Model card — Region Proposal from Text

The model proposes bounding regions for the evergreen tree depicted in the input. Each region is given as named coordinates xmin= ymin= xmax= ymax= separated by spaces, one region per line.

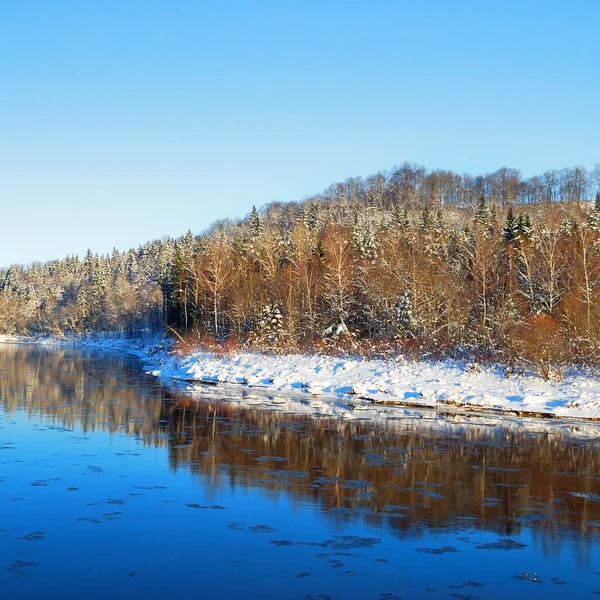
xmin=249 ymin=206 xmax=263 ymax=239
xmin=352 ymin=215 xmax=378 ymax=260
xmin=254 ymin=303 xmax=284 ymax=345
xmin=434 ymin=209 xmax=446 ymax=235
xmin=501 ymin=208 xmax=519 ymax=244
xmin=589 ymin=192 xmax=600 ymax=230
xmin=419 ymin=204 xmax=433 ymax=232
xmin=302 ymin=201 xmax=322 ymax=233
xmin=170 ymin=231 xmax=195 ymax=331
xmin=313 ymin=239 xmax=327 ymax=265
xmin=559 ymin=218 xmax=576 ymax=237
xmin=395 ymin=291 xmax=418 ymax=338
xmin=517 ymin=214 xmax=534 ymax=240
xmin=391 ymin=205 xmax=410 ymax=231
xmin=474 ymin=194 xmax=490 ymax=228
xmin=277 ymin=228 xmax=295 ymax=265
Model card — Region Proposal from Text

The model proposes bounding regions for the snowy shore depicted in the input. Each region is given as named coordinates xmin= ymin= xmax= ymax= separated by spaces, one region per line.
xmin=1 ymin=334 xmax=600 ymax=421
xmin=153 ymin=348 xmax=600 ymax=421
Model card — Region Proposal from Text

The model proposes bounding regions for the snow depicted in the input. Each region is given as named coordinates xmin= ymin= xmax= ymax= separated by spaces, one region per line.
xmin=152 ymin=349 xmax=600 ymax=421
xmin=1 ymin=334 xmax=600 ymax=423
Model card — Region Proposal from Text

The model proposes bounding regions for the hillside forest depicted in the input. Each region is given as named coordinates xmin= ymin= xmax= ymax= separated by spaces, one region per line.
xmin=2 ymin=163 xmax=600 ymax=376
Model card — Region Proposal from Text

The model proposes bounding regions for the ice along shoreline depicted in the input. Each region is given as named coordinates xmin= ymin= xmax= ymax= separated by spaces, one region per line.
xmin=2 ymin=334 xmax=600 ymax=422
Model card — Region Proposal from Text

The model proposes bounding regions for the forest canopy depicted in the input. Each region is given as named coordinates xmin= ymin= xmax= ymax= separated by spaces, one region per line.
xmin=2 ymin=162 xmax=600 ymax=374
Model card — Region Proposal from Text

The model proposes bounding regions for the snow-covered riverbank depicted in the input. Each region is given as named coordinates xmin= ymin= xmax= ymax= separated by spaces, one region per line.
xmin=2 ymin=334 xmax=599 ymax=421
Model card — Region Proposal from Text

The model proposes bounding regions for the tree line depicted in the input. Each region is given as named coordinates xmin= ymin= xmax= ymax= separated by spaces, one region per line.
xmin=1 ymin=162 xmax=599 ymax=375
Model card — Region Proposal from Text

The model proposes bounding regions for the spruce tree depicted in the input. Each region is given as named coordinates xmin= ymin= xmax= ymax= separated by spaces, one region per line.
xmin=395 ymin=291 xmax=418 ymax=338
xmin=302 ymin=201 xmax=321 ymax=233
xmin=352 ymin=215 xmax=378 ymax=260
xmin=249 ymin=206 xmax=263 ymax=239
xmin=391 ymin=205 xmax=410 ymax=231
xmin=589 ymin=192 xmax=600 ymax=230
xmin=474 ymin=194 xmax=490 ymax=228
xmin=517 ymin=214 xmax=533 ymax=240
xmin=501 ymin=208 xmax=518 ymax=244
xmin=419 ymin=204 xmax=433 ymax=232
xmin=313 ymin=239 xmax=327 ymax=265
xmin=434 ymin=209 xmax=445 ymax=234
xmin=277 ymin=229 xmax=295 ymax=264
xmin=255 ymin=303 xmax=284 ymax=345
xmin=559 ymin=218 xmax=575 ymax=236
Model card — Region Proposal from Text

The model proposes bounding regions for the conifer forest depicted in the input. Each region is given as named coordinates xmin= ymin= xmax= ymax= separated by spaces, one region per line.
xmin=2 ymin=163 xmax=600 ymax=374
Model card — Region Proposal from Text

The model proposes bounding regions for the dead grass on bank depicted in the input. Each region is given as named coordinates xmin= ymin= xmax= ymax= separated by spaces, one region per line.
xmin=169 ymin=326 xmax=600 ymax=383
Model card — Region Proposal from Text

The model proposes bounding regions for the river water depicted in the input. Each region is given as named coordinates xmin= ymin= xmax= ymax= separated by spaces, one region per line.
xmin=1 ymin=344 xmax=600 ymax=599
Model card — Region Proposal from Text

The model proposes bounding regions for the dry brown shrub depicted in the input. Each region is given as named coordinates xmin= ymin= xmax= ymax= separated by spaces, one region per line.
xmin=171 ymin=330 xmax=240 ymax=355
xmin=509 ymin=315 xmax=567 ymax=379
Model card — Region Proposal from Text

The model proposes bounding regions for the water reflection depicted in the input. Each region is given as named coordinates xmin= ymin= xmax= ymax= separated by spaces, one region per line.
xmin=2 ymin=342 xmax=599 ymax=553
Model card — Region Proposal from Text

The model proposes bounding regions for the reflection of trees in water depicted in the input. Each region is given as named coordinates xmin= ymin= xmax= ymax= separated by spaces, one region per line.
xmin=2 ymin=343 xmax=600 ymax=553
xmin=0 ymin=344 xmax=167 ymax=441
xmin=161 ymin=394 xmax=600 ymax=546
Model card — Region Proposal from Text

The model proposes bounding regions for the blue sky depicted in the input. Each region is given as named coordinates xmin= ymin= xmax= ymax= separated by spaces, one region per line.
xmin=1 ymin=0 xmax=599 ymax=265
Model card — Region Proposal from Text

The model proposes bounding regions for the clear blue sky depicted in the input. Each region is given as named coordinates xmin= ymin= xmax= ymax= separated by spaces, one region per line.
xmin=1 ymin=0 xmax=598 ymax=266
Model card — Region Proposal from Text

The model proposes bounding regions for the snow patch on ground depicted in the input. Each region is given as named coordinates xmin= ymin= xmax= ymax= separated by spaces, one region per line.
xmin=154 ymin=347 xmax=600 ymax=421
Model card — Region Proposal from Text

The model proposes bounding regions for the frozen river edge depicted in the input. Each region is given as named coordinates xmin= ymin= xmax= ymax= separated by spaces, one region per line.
xmin=2 ymin=334 xmax=600 ymax=424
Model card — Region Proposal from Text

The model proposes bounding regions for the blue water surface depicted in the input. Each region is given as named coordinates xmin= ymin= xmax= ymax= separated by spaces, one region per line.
xmin=1 ymin=344 xmax=599 ymax=599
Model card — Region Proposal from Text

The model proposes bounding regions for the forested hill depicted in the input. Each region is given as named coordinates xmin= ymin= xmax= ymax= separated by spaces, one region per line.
xmin=2 ymin=162 xmax=600 ymax=372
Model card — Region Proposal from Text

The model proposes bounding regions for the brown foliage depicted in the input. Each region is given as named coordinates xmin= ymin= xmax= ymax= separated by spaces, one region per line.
xmin=1 ymin=162 xmax=600 ymax=369
xmin=172 ymin=330 xmax=241 ymax=355
xmin=509 ymin=315 xmax=567 ymax=379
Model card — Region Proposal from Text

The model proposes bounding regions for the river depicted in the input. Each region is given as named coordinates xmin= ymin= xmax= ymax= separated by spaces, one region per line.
xmin=1 ymin=343 xmax=599 ymax=599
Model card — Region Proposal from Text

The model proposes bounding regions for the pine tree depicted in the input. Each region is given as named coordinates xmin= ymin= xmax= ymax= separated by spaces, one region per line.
xmin=302 ymin=201 xmax=321 ymax=233
xmin=559 ymin=218 xmax=576 ymax=237
xmin=277 ymin=229 xmax=295 ymax=264
xmin=352 ymin=215 xmax=378 ymax=260
xmin=517 ymin=214 xmax=533 ymax=240
xmin=434 ymin=209 xmax=446 ymax=235
xmin=254 ymin=303 xmax=284 ymax=345
xmin=249 ymin=206 xmax=263 ymax=239
xmin=589 ymin=192 xmax=600 ymax=230
xmin=170 ymin=232 xmax=195 ymax=332
xmin=474 ymin=195 xmax=490 ymax=228
xmin=313 ymin=239 xmax=327 ymax=265
xmin=395 ymin=291 xmax=418 ymax=338
xmin=391 ymin=205 xmax=410 ymax=231
xmin=501 ymin=208 xmax=519 ymax=244
xmin=419 ymin=204 xmax=433 ymax=232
